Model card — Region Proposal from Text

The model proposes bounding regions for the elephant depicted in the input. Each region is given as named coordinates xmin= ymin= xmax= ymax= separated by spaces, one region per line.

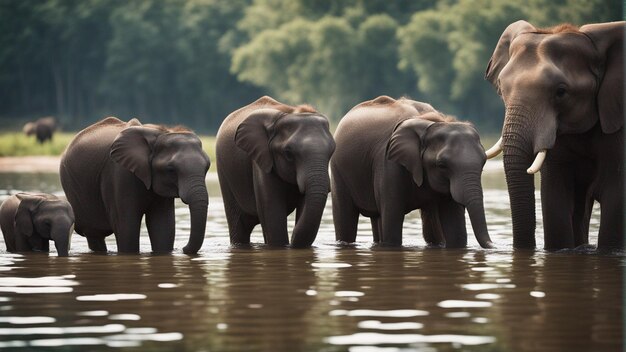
xmin=23 ymin=116 xmax=57 ymax=144
xmin=484 ymin=21 xmax=624 ymax=250
xmin=0 ymin=193 xmax=74 ymax=256
xmin=59 ymin=117 xmax=210 ymax=254
xmin=215 ymin=96 xmax=335 ymax=247
xmin=331 ymin=96 xmax=494 ymax=248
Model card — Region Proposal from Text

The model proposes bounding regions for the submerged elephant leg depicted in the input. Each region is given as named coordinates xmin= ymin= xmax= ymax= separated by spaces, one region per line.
xmin=111 ymin=204 xmax=143 ymax=253
xmin=421 ymin=206 xmax=444 ymax=246
xmin=253 ymin=168 xmax=289 ymax=246
xmin=572 ymin=185 xmax=593 ymax=247
xmin=541 ymin=161 xmax=576 ymax=250
xmin=146 ymin=197 xmax=176 ymax=253
xmin=438 ymin=201 xmax=467 ymax=248
xmin=370 ymin=217 xmax=381 ymax=243
xmin=597 ymin=189 xmax=624 ymax=250
xmin=87 ymin=236 xmax=107 ymax=252
xmin=331 ymin=170 xmax=359 ymax=243
xmin=220 ymin=183 xmax=256 ymax=244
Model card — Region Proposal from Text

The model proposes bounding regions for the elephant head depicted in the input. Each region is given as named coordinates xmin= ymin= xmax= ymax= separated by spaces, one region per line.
xmin=15 ymin=193 xmax=75 ymax=256
xmin=484 ymin=20 xmax=624 ymax=247
xmin=235 ymin=107 xmax=336 ymax=247
xmin=23 ymin=122 xmax=36 ymax=136
xmin=110 ymin=125 xmax=211 ymax=254
xmin=387 ymin=114 xmax=494 ymax=248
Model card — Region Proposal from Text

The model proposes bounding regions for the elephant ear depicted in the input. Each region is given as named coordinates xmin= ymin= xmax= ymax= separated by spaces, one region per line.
xmin=235 ymin=108 xmax=284 ymax=173
xmin=580 ymin=21 xmax=625 ymax=134
xmin=14 ymin=194 xmax=43 ymax=238
xmin=386 ymin=118 xmax=434 ymax=187
xmin=485 ymin=20 xmax=536 ymax=89
xmin=110 ymin=126 xmax=162 ymax=189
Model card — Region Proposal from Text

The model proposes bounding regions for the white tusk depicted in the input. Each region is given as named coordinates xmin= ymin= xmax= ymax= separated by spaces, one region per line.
xmin=527 ymin=150 xmax=547 ymax=174
xmin=485 ymin=137 xmax=503 ymax=159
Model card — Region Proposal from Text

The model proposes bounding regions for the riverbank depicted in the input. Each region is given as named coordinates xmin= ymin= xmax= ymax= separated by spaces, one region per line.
xmin=0 ymin=156 xmax=62 ymax=173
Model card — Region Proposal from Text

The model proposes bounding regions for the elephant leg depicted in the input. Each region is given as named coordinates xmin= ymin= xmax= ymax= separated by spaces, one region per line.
xmin=378 ymin=168 xmax=405 ymax=246
xmin=331 ymin=169 xmax=359 ymax=243
xmin=110 ymin=201 xmax=144 ymax=253
xmin=438 ymin=201 xmax=468 ymax=248
xmin=87 ymin=236 xmax=107 ymax=252
xmin=595 ymin=129 xmax=624 ymax=250
xmin=597 ymin=187 xmax=624 ymax=250
xmin=571 ymin=187 xmax=592 ymax=247
xmin=221 ymin=183 xmax=258 ymax=244
xmin=253 ymin=166 xmax=289 ymax=246
xmin=421 ymin=206 xmax=444 ymax=246
xmin=380 ymin=207 xmax=404 ymax=246
xmin=146 ymin=197 xmax=175 ymax=253
xmin=370 ymin=217 xmax=381 ymax=243
xmin=540 ymin=161 xmax=576 ymax=250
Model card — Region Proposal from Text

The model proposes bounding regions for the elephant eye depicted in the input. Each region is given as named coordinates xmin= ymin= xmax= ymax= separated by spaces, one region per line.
xmin=556 ymin=86 xmax=567 ymax=99
xmin=284 ymin=148 xmax=295 ymax=162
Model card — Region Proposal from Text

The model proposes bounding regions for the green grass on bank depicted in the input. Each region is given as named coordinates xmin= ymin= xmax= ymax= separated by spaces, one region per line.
xmin=0 ymin=132 xmax=218 ymax=163
xmin=0 ymin=132 xmax=75 ymax=157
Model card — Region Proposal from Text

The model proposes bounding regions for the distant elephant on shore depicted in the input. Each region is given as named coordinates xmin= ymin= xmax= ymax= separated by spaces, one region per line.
xmin=60 ymin=117 xmax=210 ymax=254
xmin=331 ymin=96 xmax=494 ymax=248
xmin=24 ymin=116 xmax=57 ymax=144
xmin=216 ymin=96 xmax=335 ymax=247
xmin=0 ymin=193 xmax=74 ymax=256
xmin=484 ymin=21 xmax=624 ymax=250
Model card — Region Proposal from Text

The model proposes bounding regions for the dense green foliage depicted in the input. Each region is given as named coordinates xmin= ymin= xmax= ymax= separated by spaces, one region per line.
xmin=0 ymin=0 xmax=621 ymax=133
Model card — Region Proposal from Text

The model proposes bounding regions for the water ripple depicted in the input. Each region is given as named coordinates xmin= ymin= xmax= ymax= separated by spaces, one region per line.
xmin=325 ymin=332 xmax=496 ymax=346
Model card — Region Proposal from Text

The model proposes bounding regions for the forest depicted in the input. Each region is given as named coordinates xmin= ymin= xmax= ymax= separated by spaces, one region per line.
xmin=0 ymin=0 xmax=621 ymax=133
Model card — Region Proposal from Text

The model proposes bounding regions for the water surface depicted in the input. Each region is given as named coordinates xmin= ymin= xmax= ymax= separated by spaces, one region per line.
xmin=0 ymin=162 xmax=622 ymax=351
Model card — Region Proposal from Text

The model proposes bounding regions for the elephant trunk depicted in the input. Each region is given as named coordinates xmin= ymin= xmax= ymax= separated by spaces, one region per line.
xmin=50 ymin=221 xmax=72 ymax=257
xmin=466 ymin=198 xmax=495 ymax=249
xmin=451 ymin=172 xmax=494 ymax=248
xmin=291 ymin=160 xmax=330 ymax=247
xmin=179 ymin=175 xmax=208 ymax=254
xmin=502 ymin=106 xmax=538 ymax=248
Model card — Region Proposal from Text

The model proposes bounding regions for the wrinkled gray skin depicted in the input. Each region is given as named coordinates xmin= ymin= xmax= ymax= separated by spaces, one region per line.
xmin=485 ymin=21 xmax=624 ymax=250
xmin=60 ymin=117 xmax=210 ymax=254
xmin=0 ymin=193 xmax=74 ymax=256
xmin=24 ymin=116 xmax=57 ymax=144
xmin=331 ymin=96 xmax=494 ymax=248
xmin=216 ymin=96 xmax=335 ymax=247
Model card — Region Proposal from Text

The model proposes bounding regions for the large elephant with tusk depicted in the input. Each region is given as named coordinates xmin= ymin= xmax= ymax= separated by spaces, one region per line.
xmin=485 ymin=21 xmax=624 ymax=250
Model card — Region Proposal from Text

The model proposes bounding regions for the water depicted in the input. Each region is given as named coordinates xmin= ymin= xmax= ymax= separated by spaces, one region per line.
xmin=0 ymin=161 xmax=622 ymax=351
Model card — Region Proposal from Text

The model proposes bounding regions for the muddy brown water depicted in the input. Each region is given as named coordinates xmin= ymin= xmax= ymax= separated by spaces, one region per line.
xmin=0 ymin=162 xmax=622 ymax=351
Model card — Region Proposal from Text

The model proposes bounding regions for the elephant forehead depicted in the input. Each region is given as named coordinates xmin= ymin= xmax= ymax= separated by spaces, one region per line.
xmin=155 ymin=133 xmax=202 ymax=149
xmin=431 ymin=123 xmax=478 ymax=141
xmin=277 ymin=113 xmax=329 ymax=129
xmin=511 ymin=32 xmax=595 ymax=65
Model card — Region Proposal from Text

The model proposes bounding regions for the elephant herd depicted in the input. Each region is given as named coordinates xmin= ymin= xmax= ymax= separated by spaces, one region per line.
xmin=1 ymin=20 xmax=624 ymax=256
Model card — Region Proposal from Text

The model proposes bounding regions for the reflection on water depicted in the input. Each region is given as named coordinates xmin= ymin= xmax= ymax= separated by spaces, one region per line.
xmin=0 ymin=165 xmax=622 ymax=351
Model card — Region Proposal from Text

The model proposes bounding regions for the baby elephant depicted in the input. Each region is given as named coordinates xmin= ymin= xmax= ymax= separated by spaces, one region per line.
xmin=331 ymin=96 xmax=494 ymax=248
xmin=216 ymin=96 xmax=335 ymax=247
xmin=0 ymin=193 xmax=74 ymax=256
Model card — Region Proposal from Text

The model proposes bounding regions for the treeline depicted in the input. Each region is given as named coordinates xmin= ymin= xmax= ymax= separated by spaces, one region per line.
xmin=0 ymin=0 xmax=621 ymax=133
